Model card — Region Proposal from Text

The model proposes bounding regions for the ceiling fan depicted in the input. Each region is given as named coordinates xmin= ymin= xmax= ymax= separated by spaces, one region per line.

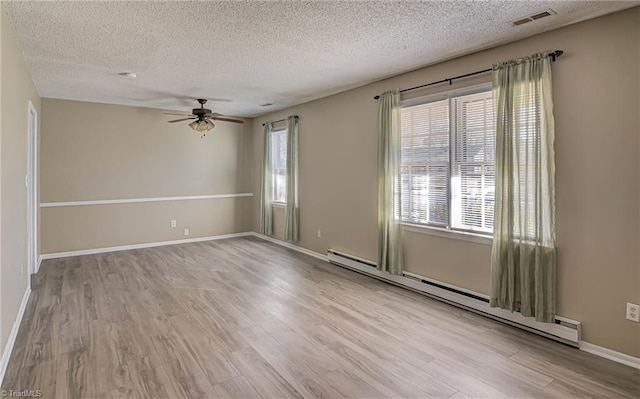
xmin=165 ymin=99 xmax=244 ymax=133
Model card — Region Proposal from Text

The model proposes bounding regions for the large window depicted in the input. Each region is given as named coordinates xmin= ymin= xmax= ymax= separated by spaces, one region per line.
xmin=400 ymin=88 xmax=495 ymax=234
xmin=271 ymin=129 xmax=287 ymax=203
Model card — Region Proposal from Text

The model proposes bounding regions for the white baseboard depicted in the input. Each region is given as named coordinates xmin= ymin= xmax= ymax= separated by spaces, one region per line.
xmin=250 ymin=233 xmax=329 ymax=262
xmin=39 ymin=232 xmax=254 ymax=261
xmin=580 ymin=341 xmax=640 ymax=370
xmin=0 ymin=285 xmax=32 ymax=385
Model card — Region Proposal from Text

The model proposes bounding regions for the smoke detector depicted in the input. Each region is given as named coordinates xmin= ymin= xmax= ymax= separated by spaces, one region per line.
xmin=512 ymin=9 xmax=556 ymax=26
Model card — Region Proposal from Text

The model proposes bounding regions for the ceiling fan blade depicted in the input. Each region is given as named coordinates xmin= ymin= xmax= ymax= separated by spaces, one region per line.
xmin=167 ymin=117 xmax=197 ymax=123
xmin=204 ymin=112 xmax=223 ymax=118
xmin=210 ymin=116 xmax=244 ymax=124
xmin=163 ymin=112 xmax=194 ymax=116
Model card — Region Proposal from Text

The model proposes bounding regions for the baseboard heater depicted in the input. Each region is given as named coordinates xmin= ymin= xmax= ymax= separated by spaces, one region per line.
xmin=327 ymin=249 xmax=581 ymax=347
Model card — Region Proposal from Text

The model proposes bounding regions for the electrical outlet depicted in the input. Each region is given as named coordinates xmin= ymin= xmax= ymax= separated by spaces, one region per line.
xmin=20 ymin=264 xmax=24 ymax=274
xmin=171 ymin=220 xmax=177 ymax=228
xmin=626 ymin=303 xmax=640 ymax=322
xmin=184 ymin=228 xmax=190 ymax=236
xmin=317 ymin=229 xmax=322 ymax=238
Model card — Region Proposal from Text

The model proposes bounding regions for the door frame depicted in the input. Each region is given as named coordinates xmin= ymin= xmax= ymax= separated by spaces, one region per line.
xmin=27 ymin=101 xmax=38 ymax=276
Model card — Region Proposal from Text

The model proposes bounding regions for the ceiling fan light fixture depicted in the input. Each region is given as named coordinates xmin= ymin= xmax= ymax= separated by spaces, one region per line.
xmin=189 ymin=120 xmax=214 ymax=132
xmin=167 ymin=99 xmax=243 ymax=130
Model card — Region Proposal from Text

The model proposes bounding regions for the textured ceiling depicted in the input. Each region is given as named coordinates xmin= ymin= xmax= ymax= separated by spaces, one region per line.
xmin=3 ymin=1 xmax=638 ymax=117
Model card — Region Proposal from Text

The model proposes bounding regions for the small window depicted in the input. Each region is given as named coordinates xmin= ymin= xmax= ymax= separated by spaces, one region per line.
xmin=271 ymin=129 xmax=287 ymax=203
xmin=401 ymin=87 xmax=495 ymax=234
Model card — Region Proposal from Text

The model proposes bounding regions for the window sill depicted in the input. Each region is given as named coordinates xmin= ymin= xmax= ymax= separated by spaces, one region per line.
xmin=402 ymin=223 xmax=493 ymax=246
xmin=272 ymin=202 xmax=286 ymax=208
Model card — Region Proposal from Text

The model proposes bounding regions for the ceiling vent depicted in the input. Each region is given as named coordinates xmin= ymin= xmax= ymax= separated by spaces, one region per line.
xmin=512 ymin=9 xmax=556 ymax=26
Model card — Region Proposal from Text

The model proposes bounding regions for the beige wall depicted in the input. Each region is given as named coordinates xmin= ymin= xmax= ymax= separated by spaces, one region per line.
xmin=252 ymin=8 xmax=640 ymax=357
xmin=1 ymin=9 xmax=41 ymax=351
xmin=40 ymin=99 xmax=253 ymax=253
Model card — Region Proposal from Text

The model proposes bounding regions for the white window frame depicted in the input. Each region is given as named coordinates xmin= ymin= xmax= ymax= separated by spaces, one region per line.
xmin=270 ymin=128 xmax=287 ymax=205
xmin=400 ymin=82 xmax=495 ymax=240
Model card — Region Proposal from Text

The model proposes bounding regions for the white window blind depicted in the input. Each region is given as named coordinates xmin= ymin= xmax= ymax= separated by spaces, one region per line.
xmin=452 ymin=91 xmax=495 ymax=233
xmin=271 ymin=129 xmax=287 ymax=203
xmin=401 ymin=99 xmax=449 ymax=226
xmin=401 ymin=88 xmax=495 ymax=234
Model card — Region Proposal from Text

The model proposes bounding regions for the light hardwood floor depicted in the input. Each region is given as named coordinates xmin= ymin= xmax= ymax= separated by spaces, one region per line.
xmin=2 ymin=236 xmax=639 ymax=398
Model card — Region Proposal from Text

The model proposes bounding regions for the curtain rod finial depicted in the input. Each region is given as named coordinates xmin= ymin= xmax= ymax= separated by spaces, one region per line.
xmin=550 ymin=50 xmax=564 ymax=62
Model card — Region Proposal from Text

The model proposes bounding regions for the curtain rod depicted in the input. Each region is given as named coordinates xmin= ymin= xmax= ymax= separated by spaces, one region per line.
xmin=262 ymin=115 xmax=298 ymax=127
xmin=373 ymin=50 xmax=564 ymax=100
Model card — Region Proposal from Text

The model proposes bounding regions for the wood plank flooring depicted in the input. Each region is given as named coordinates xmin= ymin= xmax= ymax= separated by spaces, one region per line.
xmin=3 ymin=236 xmax=639 ymax=398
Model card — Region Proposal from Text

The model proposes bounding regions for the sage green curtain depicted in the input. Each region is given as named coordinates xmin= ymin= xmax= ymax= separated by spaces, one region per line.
xmin=259 ymin=123 xmax=273 ymax=235
xmin=377 ymin=90 xmax=403 ymax=275
xmin=284 ymin=116 xmax=299 ymax=241
xmin=490 ymin=53 xmax=557 ymax=322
